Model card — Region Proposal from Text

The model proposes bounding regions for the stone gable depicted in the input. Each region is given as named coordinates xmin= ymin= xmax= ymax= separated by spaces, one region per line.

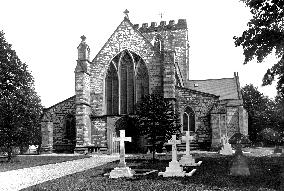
xmin=90 ymin=18 xmax=162 ymax=115
xmin=42 ymin=96 xmax=76 ymax=146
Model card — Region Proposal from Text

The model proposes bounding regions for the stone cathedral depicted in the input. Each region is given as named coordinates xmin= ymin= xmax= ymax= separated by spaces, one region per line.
xmin=41 ymin=14 xmax=248 ymax=153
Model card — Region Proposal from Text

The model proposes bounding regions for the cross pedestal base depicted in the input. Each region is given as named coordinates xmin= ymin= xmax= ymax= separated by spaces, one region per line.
xmin=180 ymin=155 xmax=202 ymax=166
xmin=158 ymin=161 xmax=196 ymax=177
xmin=220 ymin=143 xmax=234 ymax=155
xmin=109 ymin=167 xmax=134 ymax=178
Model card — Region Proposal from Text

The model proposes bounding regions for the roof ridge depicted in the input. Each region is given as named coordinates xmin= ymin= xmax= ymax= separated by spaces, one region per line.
xmin=176 ymin=86 xmax=219 ymax=98
xmin=44 ymin=95 xmax=75 ymax=111
xmin=188 ymin=77 xmax=234 ymax=82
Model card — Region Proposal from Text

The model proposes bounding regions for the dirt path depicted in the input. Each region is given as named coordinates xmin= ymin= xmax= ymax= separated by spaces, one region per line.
xmin=0 ymin=154 xmax=119 ymax=191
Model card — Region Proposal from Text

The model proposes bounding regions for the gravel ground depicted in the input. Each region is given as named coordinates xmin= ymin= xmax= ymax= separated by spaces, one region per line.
xmin=0 ymin=154 xmax=119 ymax=191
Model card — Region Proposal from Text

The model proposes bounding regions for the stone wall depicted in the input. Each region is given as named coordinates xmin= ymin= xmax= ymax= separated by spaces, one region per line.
xmin=41 ymin=96 xmax=76 ymax=150
xmin=176 ymin=87 xmax=219 ymax=143
xmin=163 ymin=51 xmax=176 ymax=98
xmin=90 ymin=18 xmax=161 ymax=115
xmin=227 ymin=106 xmax=239 ymax=138
xmin=41 ymin=122 xmax=53 ymax=153
xmin=210 ymin=103 xmax=227 ymax=147
xmin=239 ymin=106 xmax=248 ymax=135
xmin=136 ymin=19 xmax=189 ymax=82
xmin=211 ymin=103 xmax=246 ymax=148
xmin=75 ymin=37 xmax=92 ymax=153
xmin=91 ymin=117 xmax=107 ymax=148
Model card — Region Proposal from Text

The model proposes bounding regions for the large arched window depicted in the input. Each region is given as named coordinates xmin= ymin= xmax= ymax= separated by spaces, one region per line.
xmin=105 ymin=50 xmax=149 ymax=115
xmin=136 ymin=59 xmax=149 ymax=103
xmin=64 ymin=114 xmax=76 ymax=143
xmin=120 ymin=51 xmax=134 ymax=114
xmin=106 ymin=62 xmax=119 ymax=115
xmin=183 ymin=107 xmax=195 ymax=132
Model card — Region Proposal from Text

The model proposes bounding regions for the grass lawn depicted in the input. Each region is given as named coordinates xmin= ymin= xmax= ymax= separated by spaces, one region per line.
xmin=0 ymin=155 xmax=91 ymax=172
xmin=22 ymin=153 xmax=284 ymax=191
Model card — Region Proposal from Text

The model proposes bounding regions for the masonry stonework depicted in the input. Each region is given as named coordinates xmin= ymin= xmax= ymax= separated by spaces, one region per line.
xmin=74 ymin=36 xmax=92 ymax=153
xmin=176 ymin=87 xmax=219 ymax=146
xmin=41 ymin=15 xmax=248 ymax=153
xmin=41 ymin=96 xmax=76 ymax=153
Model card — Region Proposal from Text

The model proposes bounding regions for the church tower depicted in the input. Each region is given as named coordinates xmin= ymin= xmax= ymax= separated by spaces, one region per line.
xmin=74 ymin=35 xmax=92 ymax=153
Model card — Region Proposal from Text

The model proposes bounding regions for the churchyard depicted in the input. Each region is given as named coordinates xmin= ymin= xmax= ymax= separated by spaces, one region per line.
xmin=21 ymin=149 xmax=283 ymax=191
xmin=8 ymin=131 xmax=282 ymax=191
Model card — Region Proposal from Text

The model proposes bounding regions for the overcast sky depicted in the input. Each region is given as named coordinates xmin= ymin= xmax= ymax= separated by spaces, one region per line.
xmin=0 ymin=0 xmax=278 ymax=107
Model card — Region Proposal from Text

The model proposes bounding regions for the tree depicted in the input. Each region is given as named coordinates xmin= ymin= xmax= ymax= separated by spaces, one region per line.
xmin=135 ymin=94 xmax=181 ymax=161
xmin=0 ymin=31 xmax=43 ymax=161
xmin=275 ymin=93 xmax=284 ymax=131
xmin=241 ymin=84 xmax=277 ymax=143
xmin=235 ymin=0 xmax=284 ymax=94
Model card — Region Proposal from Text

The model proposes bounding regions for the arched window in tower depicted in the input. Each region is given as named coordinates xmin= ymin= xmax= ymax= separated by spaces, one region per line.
xmin=119 ymin=51 xmax=135 ymax=114
xmin=183 ymin=107 xmax=195 ymax=132
xmin=64 ymin=114 xmax=76 ymax=143
xmin=105 ymin=62 xmax=119 ymax=115
xmin=136 ymin=59 xmax=149 ymax=103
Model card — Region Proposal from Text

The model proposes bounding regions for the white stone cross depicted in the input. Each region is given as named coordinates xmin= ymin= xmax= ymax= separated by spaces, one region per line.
xmin=221 ymin=135 xmax=228 ymax=145
xmin=113 ymin=130 xmax=131 ymax=167
xmin=167 ymin=135 xmax=181 ymax=162
xmin=182 ymin=131 xmax=195 ymax=156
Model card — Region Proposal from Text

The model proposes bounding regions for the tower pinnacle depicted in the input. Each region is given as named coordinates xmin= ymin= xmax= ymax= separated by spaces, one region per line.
xmin=77 ymin=35 xmax=90 ymax=61
xmin=80 ymin=35 xmax=86 ymax=42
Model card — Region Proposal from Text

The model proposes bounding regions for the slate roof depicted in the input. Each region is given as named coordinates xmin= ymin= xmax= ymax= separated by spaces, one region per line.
xmin=186 ymin=76 xmax=241 ymax=100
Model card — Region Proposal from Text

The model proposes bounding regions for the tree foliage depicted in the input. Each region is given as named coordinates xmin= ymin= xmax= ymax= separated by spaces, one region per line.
xmin=0 ymin=31 xmax=42 ymax=161
xmin=235 ymin=0 xmax=284 ymax=94
xmin=135 ymin=94 xmax=181 ymax=160
xmin=241 ymin=84 xmax=282 ymax=144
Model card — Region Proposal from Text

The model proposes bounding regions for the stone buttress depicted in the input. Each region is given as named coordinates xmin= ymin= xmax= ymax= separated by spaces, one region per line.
xmin=74 ymin=36 xmax=93 ymax=153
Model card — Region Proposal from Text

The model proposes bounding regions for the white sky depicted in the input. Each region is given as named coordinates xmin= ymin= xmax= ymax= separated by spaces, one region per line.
xmin=0 ymin=0 xmax=278 ymax=108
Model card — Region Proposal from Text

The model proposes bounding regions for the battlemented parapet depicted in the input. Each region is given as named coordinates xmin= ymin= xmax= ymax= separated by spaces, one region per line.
xmin=135 ymin=19 xmax=187 ymax=33
xmin=134 ymin=19 xmax=189 ymax=83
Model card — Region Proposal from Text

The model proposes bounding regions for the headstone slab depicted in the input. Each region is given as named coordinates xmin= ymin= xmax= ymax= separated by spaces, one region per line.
xmin=230 ymin=154 xmax=250 ymax=176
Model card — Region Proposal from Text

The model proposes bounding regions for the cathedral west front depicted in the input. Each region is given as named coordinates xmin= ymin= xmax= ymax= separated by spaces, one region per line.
xmin=41 ymin=13 xmax=248 ymax=154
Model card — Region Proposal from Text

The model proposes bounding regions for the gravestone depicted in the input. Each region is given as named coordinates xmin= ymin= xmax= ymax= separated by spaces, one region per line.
xmin=229 ymin=133 xmax=250 ymax=176
xmin=219 ymin=135 xmax=234 ymax=155
xmin=109 ymin=130 xmax=133 ymax=178
xmin=158 ymin=135 xmax=196 ymax=177
xmin=28 ymin=145 xmax=38 ymax=154
xmin=179 ymin=131 xmax=202 ymax=166
xmin=230 ymin=152 xmax=250 ymax=176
